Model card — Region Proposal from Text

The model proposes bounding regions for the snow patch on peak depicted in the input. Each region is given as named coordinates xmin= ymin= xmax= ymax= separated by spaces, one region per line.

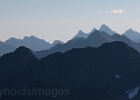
xmin=126 ymin=87 xmax=140 ymax=99
xmin=115 ymin=74 xmax=123 ymax=79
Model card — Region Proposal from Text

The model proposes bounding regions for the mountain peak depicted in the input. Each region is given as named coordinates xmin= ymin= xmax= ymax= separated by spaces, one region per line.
xmin=123 ymin=28 xmax=140 ymax=40
xmin=93 ymin=27 xmax=97 ymax=30
xmin=78 ymin=30 xmax=84 ymax=33
xmin=126 ymin=28 xmax=135 ymax=32
xmin=14 ymin=46 xmax=34 ymax=56
xmin=13 ymin=46 xmax=38 ymax=64
xmin=88 ymin=30 xmax=101 ymax=37
xmin=87 ymin=30 xmax=114 ymax=42
xmin=89 ymin=28 xmax=97 ymax=34
xmin=100 ymin=24 xmax=109 ymax=28
xmin=99 ymin=24 xmax=116 ymax=35
xmin=73 ymin=30 xmax=88 ymax=39
xmin=99 ymin=24 xmax=111 ymax=30
xmin=88 ymin=30 xmax=105 ymax=38
xmin=128 ymin=28 xmax=134 ymax=31
xmin=51 ymin=40 xmax=63 ymax=47
xmin=52 ymin=40 xmax=63 ymax=44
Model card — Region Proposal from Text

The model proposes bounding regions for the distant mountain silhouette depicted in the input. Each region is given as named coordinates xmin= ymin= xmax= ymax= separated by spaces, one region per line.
xmin=0 ymin=41 xmax=16 ymax=57
xmin=73 ymin=24 xmax=116 ymax=39
xmin=73 ymin=30 xmax=88 ymax=38
xmin=51 ymin=40 xmax=63 ymax=47
xmin=34 ymin=30 xmax=140 ymax=59
xmin=5 ymin=36 xmax=63 ymax=51
xmin=74 ymin=25 xmax=140 ymax=42
xmin=73 ymin=28 xmax=97 ymax=39
xmin=99 ymin=24 xmax=116 ymax=35
xmin=1 ymin=41 xmax=140 ymax=100
xmin=89 ymin=28 xmax=97 ymax=34
xmin=123 ymin=28 xmax=140 ymax=41
xmin=87 ymin=30 xmax=114 ymax=43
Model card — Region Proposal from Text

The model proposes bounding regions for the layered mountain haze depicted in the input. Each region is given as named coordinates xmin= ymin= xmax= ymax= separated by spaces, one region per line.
xmin=73 ymin=25 xmax=140 ymax=42
xmin=34 ymin=30 xmax=115 ymax=59
xmin=1 ymin=0 xmax=140 ymax=99
xmin=111 ymin=34 xmax=140 ymax=52
xmin=5 ymin=36 xmax=63 ymax=51
xmin=0 ymin=41 xmax=140 ymax=100
xmin=34 ymin=30 xmax=140 ymax=59
xmin=0 ymin=41 xmax=16 ymax=57
xmin=51 ymin=40 xmax=64 ymax=47
xmin=73 ymin=24 xmax=116 ymax=39
xmin=1 ymin=24 xmax=140 ymax=100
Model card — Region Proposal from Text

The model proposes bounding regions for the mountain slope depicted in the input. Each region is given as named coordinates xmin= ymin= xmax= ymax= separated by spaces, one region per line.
xmin=133 ymin=38 xmax=140 ymax=43
xmin=87 ymin=30 xmax=114 ymax=46
xmin=111 ymin=33 xmax=140 ymax=52
xmin=28 ymin=42 xmax=140 ymax=100
xmin=0 ymin=41 xmax=16 ymax=57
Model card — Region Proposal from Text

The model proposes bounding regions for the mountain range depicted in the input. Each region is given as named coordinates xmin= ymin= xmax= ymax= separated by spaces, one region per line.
xmin=73 ymin=28 xmax=97 ymax=39
xmin=0 ymin=41 xmax=140 ymax=100
xmin=73 ymin=24 xmax=116 ymax=39
xmin=0 ymin=24 xmax=140 ymax=58
xmin=34 ymin=30 xmax=140 ymax=59
xmin=1 ymin=24 xmax=140 ymax=100
xmin=5 ymin=36 xmax=63 ymax=51
xmin=74 ymin=24 xmax=140 ymax=43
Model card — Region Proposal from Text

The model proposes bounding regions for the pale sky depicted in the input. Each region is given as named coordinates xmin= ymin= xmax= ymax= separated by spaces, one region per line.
xmin=0 ymin=0 xmax=140 ymax=43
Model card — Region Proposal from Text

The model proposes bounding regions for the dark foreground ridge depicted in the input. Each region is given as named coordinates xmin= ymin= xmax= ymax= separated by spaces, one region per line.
xmin=0 ymin=46 xmax=38 ymax=81
xmin=0 ymin=41 xmax=140 ymax=100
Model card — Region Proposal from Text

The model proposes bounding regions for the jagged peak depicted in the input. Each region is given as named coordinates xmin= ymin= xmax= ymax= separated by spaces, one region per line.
xmin=78 ymin=30 xmax=85 ymax=33
xmin=87 ymin=30 xmax=103 ymax=38
xmin=52 ymin=40 xmax=63 ymax=46
xmin=99 ymin=24 xmax=116 ymax=35
xmin=89 ymin=27 xmax=97 ymax=34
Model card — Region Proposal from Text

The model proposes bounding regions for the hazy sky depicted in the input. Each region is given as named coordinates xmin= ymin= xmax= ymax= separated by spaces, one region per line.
xmin=0 ymin=0 xmax=140 ymax=43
